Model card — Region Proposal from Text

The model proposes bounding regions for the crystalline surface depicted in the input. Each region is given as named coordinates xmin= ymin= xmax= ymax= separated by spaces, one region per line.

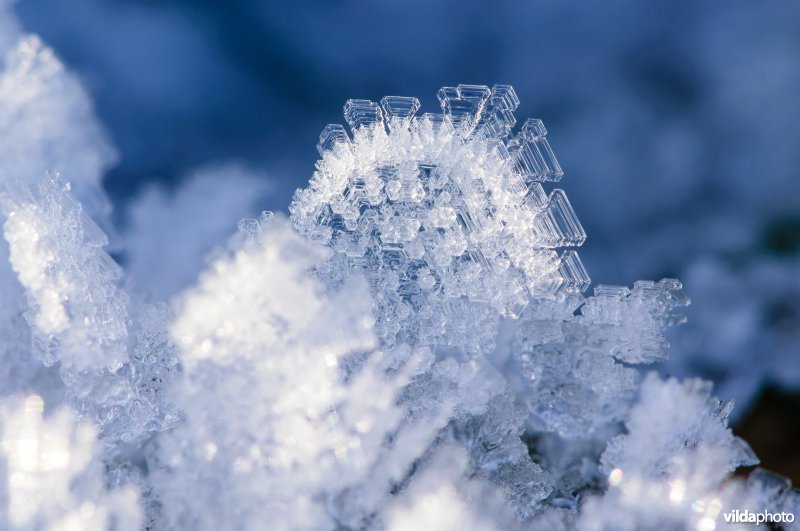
xmin=600 ymin=373 xmax=757 ymax=478
xmin=0 ymin=36 xmax=117 ymax=231
xmin=578 ymin=373 xmax=760 ymax=530
xmin=1 ymin=176 xmax=178 ymax=455
xmin=1 ymin=176 xmax=128 ymax=371
xmin=0 ymin=32 xmax=120 ymax=408
xmin=747 ymin=468 xmax=800 ymax=524
xmin=504 ymin=278 xmax=688 ymax=439
xmin=385 ymin=445 xmax=517 ymax=531
xmin=151 ymin=218 xmax=454 ymax=529
xmin=447 ymin=392 xmax=554 ymax=520
xmin=291 ymin=84 xmax=588 ymax=351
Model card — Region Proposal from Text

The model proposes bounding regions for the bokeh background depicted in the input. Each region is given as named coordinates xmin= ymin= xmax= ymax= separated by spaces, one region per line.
xmin=13 ymin=0 xmax=800 ymax=480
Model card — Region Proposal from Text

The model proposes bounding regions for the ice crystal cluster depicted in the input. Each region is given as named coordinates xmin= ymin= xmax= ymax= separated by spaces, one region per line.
xmin=291 ymin=86 xmax=588 ymax=352
xmin=0 ymin=13 xmax=797 ymax=530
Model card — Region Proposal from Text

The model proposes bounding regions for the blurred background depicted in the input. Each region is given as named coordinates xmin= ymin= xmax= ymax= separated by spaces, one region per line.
xmin=13 ymin=0 xmax=800 ymax=480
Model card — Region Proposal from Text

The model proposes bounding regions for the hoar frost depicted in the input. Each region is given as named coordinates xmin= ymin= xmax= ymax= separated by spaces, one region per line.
xmin=0 ymin=27 xmax=796 ymax=531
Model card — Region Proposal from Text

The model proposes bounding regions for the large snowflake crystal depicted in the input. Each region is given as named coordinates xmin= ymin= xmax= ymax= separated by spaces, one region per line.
xmin=291 ymin=84 xmax=589 ymax=349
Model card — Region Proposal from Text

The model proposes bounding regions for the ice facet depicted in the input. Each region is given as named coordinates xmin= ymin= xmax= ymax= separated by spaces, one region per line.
xmin=437 ymin=84 xmax=492 ymax=132
xmin=0 ymin=57 xmax=783 ymax=531
xmin=558 ymin=250 xmax=590 ymax=293
xmin=318 ymin=123 xmax=352 ymax=156
xmin=380 ymin=96 xmax=421 ymax=120
xmin=344 ymin=99 xmax=384 ymax=131
xmin=535 ymin=189 xmax=586 ymax=247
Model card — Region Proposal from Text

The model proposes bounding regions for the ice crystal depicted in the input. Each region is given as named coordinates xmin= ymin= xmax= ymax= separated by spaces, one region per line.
xmin=151 ymin=219 xmax=450 ymax=529
xmin=579 ymin=373 xmax=760 ymax=530
xmin=509 ymin=279 xmax=689 ymax=438
xmin=124 ymin=163 xmax=271 ymax=300
xmin=291 ymin=84 xmax=588 ymax=351
xmin=385 ymin=445 xmax=517 ymax=531
xmin=1 ymin=176 xmax=178 ymax=456
xmin=601 ymin=373 xmax=757 ymax=478
xmin=2 ymin=177 xmax=128 ymax=371
xmin=0 ymin=35 xmax=117 ymax=238
xmin=746 ymin=468 xmax=800 ymax=526
xmin=0 ymin=32 xmax=119 ymax=406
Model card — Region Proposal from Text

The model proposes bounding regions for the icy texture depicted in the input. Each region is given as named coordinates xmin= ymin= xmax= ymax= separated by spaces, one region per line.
xmin=581 ymin=446 xmax=758 ymax=531
xmin=151 ymin=219 xmax=451 ymax=529
xmin=17 ymin=0 xmax=800 ymax=418
xmin=506 ymin=279 xmax=688 ymax=439
xmin=747 ymin=468 xmax=800 ymax=529
xmin=0 ymin=395 xmax=142 ymax=530
xmin=1 ymin=176 xmax=178 ymax=456
xmin=600 ymin=373 xmax=757 ymax=478
xmin=1 ymin=176 xmax=128 ymax=371
xmin=0 ymin=35 xmax=116 ymax=226
xmin=0 ymin=31 xmax=119 ymax=408
xmin=579 ymin=374 xmax=759 ymax=530
xmin=0 ymin=36 xmax=794 ymax=531
xmin=291 ymin=85 xmax=588 ymax=351
xmin=124 ymin=163 xmax=271 ymax=300
xmin=579 ymin=280 xmax=689 ymax=363
xmin=446 ymin=392 xmax=554 ymax=521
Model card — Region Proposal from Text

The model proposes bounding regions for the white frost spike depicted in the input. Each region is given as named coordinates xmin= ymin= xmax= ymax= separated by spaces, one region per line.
xmin=0 ymin=395 xmax=142 ymax=530
xmin=1 ymin=176 xmax=129 ymax=371
xmin=154 ymin=218 xmax=450 ymax=530
xmin=601 ymin=373 xmax=758 ymax=479
xmin=580 ymin=446 xmax=758 ymax=531
xmin=577 ymin=374 xmax=760 ymax=530
xmin=291 ymin=84 xmax=588 ymax=350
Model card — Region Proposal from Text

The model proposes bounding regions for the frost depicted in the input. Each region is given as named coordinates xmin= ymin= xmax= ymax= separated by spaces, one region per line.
xmin=0 ymin=32 xmax=794 ymax=531
xmin=505 ymin=279 xmax=688 ymax=439
xmin=578 ymin=374 xmax=760 ymax=531
xmin=580 ymin=446 xmax=758 ymax=531
xmin=0 ymin=35 xmax=116 ymax=226
xmin=747 ymin=468 xmax=800 ymax=526
xmin=151 ymin=218 xmax=448 ymax=529
xmin=1 ymin=176 xmax=178 ymax=456
xmin=0 ymin=395 xmax=142 ymax=531
xmin=1 ymin=176 xmax=128 ymax=371
xmin=0 ymin=31 xmax=121 ymax=410
xmin=385 ymin=445 xmax=517 ymax=531
xmin=600 ymin=373 xmax=757 ymax=479
xmin=291 ymin=84 xmax=588 ymax=352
